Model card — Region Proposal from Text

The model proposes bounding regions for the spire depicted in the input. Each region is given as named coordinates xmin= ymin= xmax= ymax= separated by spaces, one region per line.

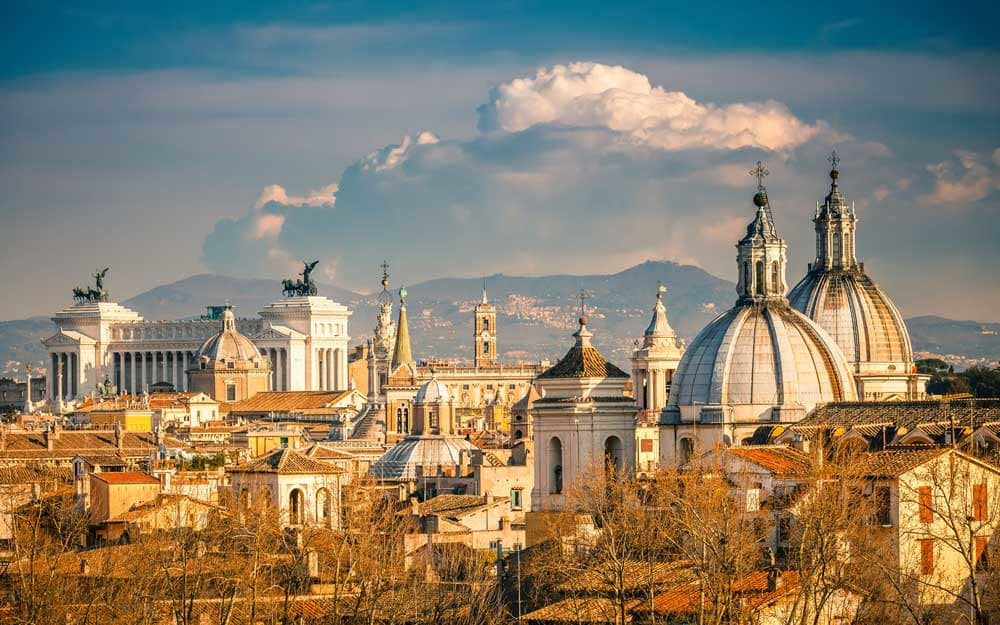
xmin=391 ymin=286 xmax=414 ymax=369
xmin=643 ymin=282 xmax=676 ymax=341
xmin=482 ymin=278 xmax=488 ymax=305
xmin=736 ymin=161 xmax=788 ymax=304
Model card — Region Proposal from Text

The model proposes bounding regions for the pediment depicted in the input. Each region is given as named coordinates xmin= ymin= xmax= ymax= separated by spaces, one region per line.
xmin=42 ymin=330 xmax=95 ymax=347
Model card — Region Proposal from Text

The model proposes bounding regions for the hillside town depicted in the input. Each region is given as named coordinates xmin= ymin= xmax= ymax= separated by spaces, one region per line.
xmin=0 ymin=159 xmax=997 ymax=624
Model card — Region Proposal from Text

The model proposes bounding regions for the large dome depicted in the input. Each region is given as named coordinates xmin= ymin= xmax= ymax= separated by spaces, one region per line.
xmin=788 ymin=159 xmax=914 ymax=369
xmin=195 ymin=307 xmax=263 ymax=368
xmin=789 ymin=270 xmax=913 ymax=365
xmin=669 ymin=303 xmax=857 ymax=412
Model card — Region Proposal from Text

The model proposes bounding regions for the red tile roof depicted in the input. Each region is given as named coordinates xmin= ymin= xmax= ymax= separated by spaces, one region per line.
xmin=228 ymin=391 xmax=352 ymax=413
xmin=91 ymin=471 xmax=161 ymax=485
xmin=725 ymin=446 xmax=812 ymax=477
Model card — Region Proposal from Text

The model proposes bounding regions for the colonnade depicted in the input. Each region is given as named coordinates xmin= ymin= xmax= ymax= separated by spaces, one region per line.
xmin=262 ymin=348 xmax=289 ymax=391
xmin=315 ymin=347 xmax=345 ymax=391
xmin=48 ymin=352 xmax=78 ymax=402
xmin=111 ymin=350 xmax=196 ymax=394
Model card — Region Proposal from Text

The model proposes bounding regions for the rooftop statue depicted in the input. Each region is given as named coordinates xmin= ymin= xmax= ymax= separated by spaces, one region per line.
xmin=72 ymin=268 xmax=110 ymax=304
xmin=281 ymin=260 xmax=320 ymax=297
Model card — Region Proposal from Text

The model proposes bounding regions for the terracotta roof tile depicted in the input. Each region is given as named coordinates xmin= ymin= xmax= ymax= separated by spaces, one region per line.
xmin=855 ymin=448 xmax=951 ymax=478
xmin=228 ymin=391 xmax=351 ymax=413
xmin=523 ymin=596 xmax=639 ymax=623
xmin=229 ymin=446 xmax=344 ymax=474
xmin=725 ymin=446 xmax=812 ymax=477
xmin=538 ymin=346 xmax=629 ymax=380
xmin=91 ymin=471 xmax=161 ymax=485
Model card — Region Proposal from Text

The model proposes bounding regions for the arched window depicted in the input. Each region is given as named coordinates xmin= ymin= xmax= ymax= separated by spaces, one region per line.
xmin=289 ymin=489 xmax=305 ymax=525
xmin=483 ymin=341 xmax=490 ymax=355
xmin=225 ymin=382 xmax=237 ymax=402
xmin=755 ymin=261 xmax=765 ymax=296
xmin=771 ymin=261 xmax=780 ymax=294
xmin=316 ymin=488 xmax=332 ymax=528
xmin=604 ymin=436 xmax=623 ymax=472
xmin=548 ymin=437 xmax=563 ymax=494
xmin=483 ymin=318 xmax=489 ymax=331
xmin=832 ymin=232 xmax=842 ymax=260
xmin=429 ymin=410 xmax=438 ymax=430
xmin=743 ymin=262 xmax=752 ymax=293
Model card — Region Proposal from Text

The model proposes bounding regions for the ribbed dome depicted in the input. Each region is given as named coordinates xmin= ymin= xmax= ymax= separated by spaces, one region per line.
xmin=195 ymin=307 xmax=263 ymax=367
xmin=369 ymin=435 xmax=478 ymax=480
xmin=414 ymin=376 xmax=451 ymax=404
xmin=669 ymin=302 xmax=857 ymax=411
xmin=789 ymin=270 xmax=913 ymax=365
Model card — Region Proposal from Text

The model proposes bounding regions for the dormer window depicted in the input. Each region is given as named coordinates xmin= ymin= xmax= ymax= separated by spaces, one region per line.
xmin=227 ymin=361 xmax=235 ymax=369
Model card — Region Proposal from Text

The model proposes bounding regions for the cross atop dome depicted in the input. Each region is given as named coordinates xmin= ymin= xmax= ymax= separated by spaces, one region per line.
xmin=750 ymin=160 xmax=769 ymax=191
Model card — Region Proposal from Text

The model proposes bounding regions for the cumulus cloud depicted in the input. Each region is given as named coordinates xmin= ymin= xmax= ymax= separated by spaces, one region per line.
xmin=201 ymin=62 xmax=915 ymax=292
xmin=922 ymin=148 xmax=1000 ymax=206
xmin=477 ymin=62 xmax=822 ymax=152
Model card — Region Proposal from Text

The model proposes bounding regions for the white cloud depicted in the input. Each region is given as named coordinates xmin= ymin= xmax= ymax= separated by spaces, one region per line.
xmin=873 ymin=185 xmax=891 ymax=201
xmin=922 ymin=148 xmax=1000 ymax=206
xmin=254 ymin=183 xmax=337 ymax=209
xmin=360 ymin=132 xmax=439 ymax=172
xmin=478 ymin=62 xmax=822 ymax=152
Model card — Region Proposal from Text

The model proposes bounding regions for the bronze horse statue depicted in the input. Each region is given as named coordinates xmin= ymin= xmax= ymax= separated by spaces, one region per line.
xmin=72 ymin=268 xmax=109 ymax=303
xmin=281 ymin=261 xmax=320 ymax=297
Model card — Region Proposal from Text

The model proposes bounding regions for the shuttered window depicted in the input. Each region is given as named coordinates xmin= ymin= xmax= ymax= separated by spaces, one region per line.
xmin=920 ymin=539 xmax=934 ymax=575
xmin=973 ymin=483 xmax=988 ymax=522
xmin=918 ymin=486 xmax=933 ymax=523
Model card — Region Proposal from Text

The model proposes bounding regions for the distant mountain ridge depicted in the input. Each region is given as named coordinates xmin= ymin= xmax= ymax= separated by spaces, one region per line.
xmin=1 ymin=263 xmax=995 ymax=378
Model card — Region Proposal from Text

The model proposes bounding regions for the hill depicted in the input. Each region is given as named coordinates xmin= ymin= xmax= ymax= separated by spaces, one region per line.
xmin=1 ymin=264 xmax=995 ymax=377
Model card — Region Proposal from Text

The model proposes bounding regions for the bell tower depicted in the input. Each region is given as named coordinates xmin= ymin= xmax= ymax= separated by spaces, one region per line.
xmin=474 ymin=280 xmax=497 ymax=368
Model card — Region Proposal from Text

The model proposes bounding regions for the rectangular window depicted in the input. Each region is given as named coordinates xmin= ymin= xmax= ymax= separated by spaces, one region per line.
xmin=463 ymin=384 xmax=470 ymax=390
xmin=511 ymin=488 xmax=523 ymax=511
xmin=508 ymin=384 xmax=516 ymax=390
xmin=918 ymin=486 xmax=933 ymax=523
xmin=975 ymin=536 xmax=990 ymax=572
xmin=746 ymin=488 xmax=761 ymax=513
xmin=973 ymin=483 xmax=988 ymax=522
xmin=920 ymin=539 xmax=935 ymax=575
xmin=640 ymin=439 xmax=653 ymax=453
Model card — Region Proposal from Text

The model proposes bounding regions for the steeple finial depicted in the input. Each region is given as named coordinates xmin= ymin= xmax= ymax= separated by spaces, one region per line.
xmin=577 ymin=289 xmax=591 ymax=326
xmin=482 ymin=277 xmax=488 ymax=305
xmin=380 ymin=261 xmax=390 ymax=290
xmin=750 ymin=160 xmax=769 ymax=191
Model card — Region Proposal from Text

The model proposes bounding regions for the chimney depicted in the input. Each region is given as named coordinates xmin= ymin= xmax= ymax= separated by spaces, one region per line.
xmin=484 ymin=492 xmax=494 ymax=505
xmin=45 ymin=425 xmax=54 ymax=452
xmin=79 ymin=558 xmax=90 ymax=575
xmin=114 ymin=421 xmax=123 ymax=452
xmin=409 ymin=497 xmax=420 ymax=517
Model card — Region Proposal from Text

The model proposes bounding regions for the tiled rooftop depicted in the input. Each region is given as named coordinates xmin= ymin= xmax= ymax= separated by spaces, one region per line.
xmin=230 ymin=446 xmax=344 ymax=474
xmin=538 ymin=345 xmax=629 ymax=380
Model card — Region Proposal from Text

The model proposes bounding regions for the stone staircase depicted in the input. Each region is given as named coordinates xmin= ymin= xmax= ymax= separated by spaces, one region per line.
xmin=349 ymin=404 xmax=382 ymax=441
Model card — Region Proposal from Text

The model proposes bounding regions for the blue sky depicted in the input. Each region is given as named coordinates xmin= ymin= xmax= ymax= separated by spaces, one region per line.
xmin=2 ymin=1 xmax=998 ymax=320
